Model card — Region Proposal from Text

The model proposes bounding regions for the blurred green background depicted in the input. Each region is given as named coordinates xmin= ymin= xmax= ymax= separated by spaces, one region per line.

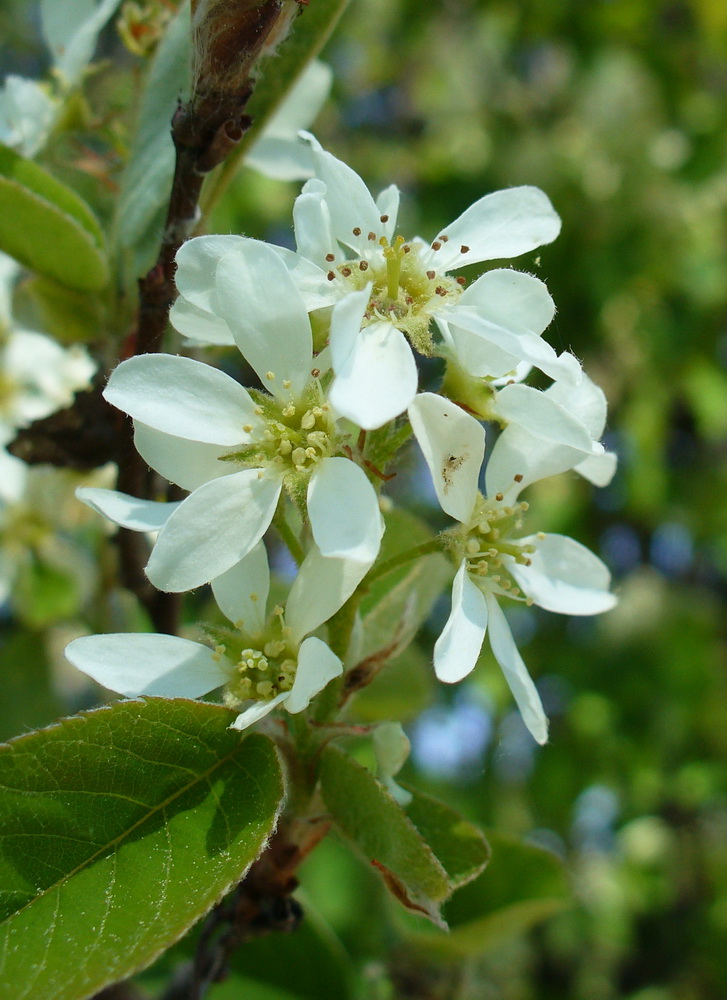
xmin=2 ymin=1 xmax=727 ymax=997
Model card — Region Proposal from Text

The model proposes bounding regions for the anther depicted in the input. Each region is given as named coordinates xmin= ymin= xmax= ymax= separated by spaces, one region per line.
xmin=380 ymin=214 xmax=389 ymax=223
xmin=495 ymin=492 xmax=504 ymax=502
xmin=265 ymin=371 xmax=275 ymax=381
xmin=341 ymin=267 xmax=352 ymax=277
xmin=456 ymin=276 xmax=467 ymax=286
xmin=352 ymin=227 xmax=361 ymax=236
xmin=368 ymin=232 xmax=376 ymax=241
xmin=325 ymin=253 xmax=335 ymax=262
xmin=426 ymin=270 xmax=436 ymax=280
xmin=439 ymin=234 xmax=449 ymax=242
xmin=327 ymin=271 xmax=335 ymax=281
xmin=311 ymin=368 xmax=321 ymax=378
xmin=460 ymin=245 xmax=470 ymax=254
xmin=403 ymin=244 xmax=411 ymax=253
xmin=514 ymin=473 xmax=523 ymax=483
xmin=359 ymin=261 xmax=369 ymax=271
xmin=431 ymin=241 xmax=442 ymax=251
xmin=283 ymin=380 xmax=291 ymax=390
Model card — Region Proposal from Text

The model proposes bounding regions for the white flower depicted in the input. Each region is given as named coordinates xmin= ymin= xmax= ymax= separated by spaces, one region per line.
xmin=0 ymin=76 xmax=57 ymax=158
xmin=81 ymin=240 xmax=384 ymax=592
xmin=0 ymin=253 xmax=96 ymax=445
xmin=65 ymin=541 xmax=362 ymax=731
xmin=408 ymin=393 xmax=616 ymax=744
xmin=170 ymin=137 xmax=579 ymax=429
xmin=244 ymin=61 xmax=333 ymax=181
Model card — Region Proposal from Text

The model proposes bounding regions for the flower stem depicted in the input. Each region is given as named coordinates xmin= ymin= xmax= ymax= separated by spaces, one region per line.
xmin=363 ymin=538 xmax=443 ymax=587
xmin=273 ymin=508 xmax=305 ymax=566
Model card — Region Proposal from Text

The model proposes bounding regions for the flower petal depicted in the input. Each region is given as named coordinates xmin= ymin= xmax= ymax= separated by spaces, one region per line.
xmin=303 ymin=133 xmax=381 ymax=255
xmin=508 ymin=533 xmax=617 ymax=616
xmin=211 ymin=541 xmax=270 ymax=632
xmin=375 ymin=185 xmax=400 ymax=241
xmin=575 ymin=449 xmax=618 ymax=487
xmin=105 ymin=354 xmax=257 ymax=446
xmin=485 ymin=423 xmax=586 ymax=502
xmin=459 ymin=268 xmax=555 ymax=336
xmin=330 ymin=320 xmax=418 ymax=429
xmin=422 ymin=186 xmax=561 ymax=271
xmin=230 ymin=692 xmax=288 ymax=731
xmin=215 ymin=243 xmax=313 ymax=399
xmin=175 ymin=235 xmax=245 ymax=310
xmin=308 ymin=457 xmax=384 ymax=563
xmin=294 ymin=178 xmax=340 ymax=268
xmin=169 ymin=295 xmax=234 ymax=346
xmin=76 ymin=487 xmax=180 ymax=532
xmin=484 ymin=593 xmax=548 ymax=745
xmin=285 ymin=635 xmax=342 ymax=714
xmin=495 ymin=383 xmax=594 ymax=453
xmin=433 ymin=561 xmax=488 ymax=684
xmin=146 ymin=471 xmax=282 ymax=592
xmin=408 ymin=392 xmax=485 ymax=523
xmin=134 ymin=422 xmax=234 ymax=492
xmin=286 ymin=545 xmax=371 ymax=644
xmin=65 ymin=633 xmax=231 ymax=698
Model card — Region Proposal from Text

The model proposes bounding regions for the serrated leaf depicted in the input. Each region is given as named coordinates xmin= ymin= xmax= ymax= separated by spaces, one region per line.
xmin=0 ymin=699 xmax=284 ymax=1000
xmin=404 ymin=788 xmax=490 ymax=891
xmin=0 ymin=143 xmax=107 ymax=291
xmin=319 ymin=744 xmax=450 ymax=926
xmin=358 ymin=508 xmax=451 ymax=664
xmin=404 ymin=832 xmax=572 ymax=957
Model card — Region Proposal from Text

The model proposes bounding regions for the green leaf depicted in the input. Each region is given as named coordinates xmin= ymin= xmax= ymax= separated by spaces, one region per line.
xmin=14 ymin=275 xmax=105 ymax=344
xmin=320 ymin=744 xmax=451 ymax=926
xmin=0 ymin=699 xmax=284 ymax=1000
xmin=404 ymin=832 xmax=572 ymax=957
xmin=0 ymin=631 xmax=64 ymax=743
xmin=404 ymin=788 xmax=490 ymax=892
xmin=13 ymin=556 xmax=80 ymax=629
xmin=0 ymin=143 xmax=108 ymax=291
xmin=114 ymin=1 xmax=191 ymax=273
xmin=358 ymin=508 xmax=451 ymax=664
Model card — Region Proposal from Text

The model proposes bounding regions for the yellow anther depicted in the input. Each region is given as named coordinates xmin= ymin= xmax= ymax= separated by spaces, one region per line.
xmin=266 ymin=371 xmax=275 ymax=381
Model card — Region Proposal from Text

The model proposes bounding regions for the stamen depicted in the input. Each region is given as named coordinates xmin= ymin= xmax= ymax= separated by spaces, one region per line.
xmin=352 ymin=227 xmax=362 ymax=236
xmin=460 ymin=245 xmax=470 ymax=253
xmin=325 ymin=253 xmax=335 ymax=262
xmin=380 ymin=214 xmax=389 ymax=223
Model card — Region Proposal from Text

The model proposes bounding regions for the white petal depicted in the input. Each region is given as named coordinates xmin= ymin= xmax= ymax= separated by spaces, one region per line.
xmin=286 ymin=545 xmax=371 ymax=644
xmin=433 ymin=561 xmax=488 ymax=684
xmin=293 ymin=178 xmax=340 ymax=267
xmin=260 ymin=60 xmax=332 ymax=135
xmin=329 ymin=285 xmax=371 ymax=368
xmin=303 ymin=134 xmax=381 ymax=254
xmin=422 ymin=186 xmax=561 ymax=271
xmin=330 ymin=321 xmax=418 ymax=430
xmin=408 ymin=393 xmax=484 ymax=523
xmin=308 ymin=457 xmax=384 ymax=563
xmin=576 ymin=449 xmax=618 ymax=487
xmin=134 ymin=422 xmax=235 ymax=492
xmin=375 ymin=185 xmax=400 ymax=241
xmin=104 ymin=355 xmax=257 ymax=446
xmin=272 ymin=243 xmax=337 ymax=310
xmin=459 ymin=268 xmax=555 ymax=336
xmin=169 ymin=295 xmax=234 ymax=346
xmin=230 ymin=692 xmax=288 ymax=731
xmin=285 ymin=636 xmax=342 ymax=714
xmin=508 ymin=533 xmax=617 ymax=616
xmin=545 ymin=372 xmax=608 ymax=439
xmin=211 ymin=542 xmax=269 ymax=632
xmin=76 ymin=487 xmax=180 ymax=531
xmin=485 ymin=594 xmax=548 ymax=745
xmin=65 ymin=633 xmax=231 ymax=698
xmin=215 ymin=244 xmax=313 ymax=398
xmin=495 ymin=383 xmax=594 ymax=453
xmin=443 ymin=308 xmax=581 ymax=384
xmin=146 ymin=471 xmax=282 ymax=592
xmin=244 ymin=136 xmax=316 ymax=181
xmin=175 ymin=235 xmax=246 ymax=311
xmin=485 ymin=424 xmax=587 ymax=501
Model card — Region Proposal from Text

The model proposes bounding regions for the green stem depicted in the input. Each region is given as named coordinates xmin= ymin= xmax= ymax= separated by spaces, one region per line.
xmin=363 ymin=538 xmax=443 ymax=587
xmin=273 ymin=507 xmax=305 ymax=566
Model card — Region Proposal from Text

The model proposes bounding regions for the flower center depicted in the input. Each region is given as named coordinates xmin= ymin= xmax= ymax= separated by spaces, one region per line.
xmin=214 ymin=608 xmax=299 ymax=707
xmin=448 ymin=494 xmax=536 ymax=601
xmin=224 ymin=379 xmax=337 ymax=479
xmin=325 ymin=225 xmax=465 ymax=355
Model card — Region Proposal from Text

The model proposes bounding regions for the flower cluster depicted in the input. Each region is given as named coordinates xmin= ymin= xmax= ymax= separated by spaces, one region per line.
xmin=68 ymin=139 xmax=617 ymax=742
